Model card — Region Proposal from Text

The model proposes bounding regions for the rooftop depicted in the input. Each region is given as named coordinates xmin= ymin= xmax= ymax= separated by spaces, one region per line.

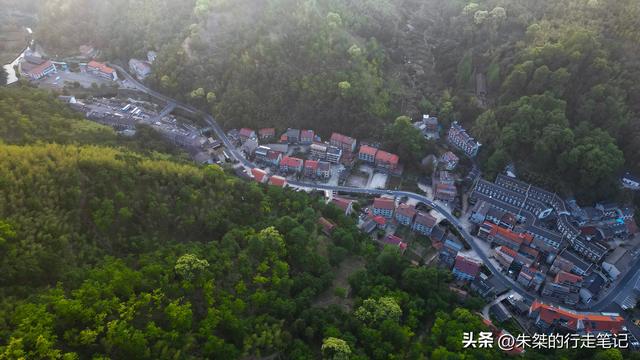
xmin=373 ymin=197 xmax=395 ymax=210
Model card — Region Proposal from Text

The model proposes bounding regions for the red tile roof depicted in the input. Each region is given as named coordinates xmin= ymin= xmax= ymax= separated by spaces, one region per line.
xmin=454 ymin=256 xmax=482 ymax=277
xmin=375 ymin=150 xmax=399 ymax=165
xmin=267 ymin=150 xmax=281 ymax=160
xmin=441 ymin=151 xmax=459 ymax=162
xmin=383 ymin=234 xmax=407 ymax=250
xmin=87 ymin=60 xmax=114 ymax=74
xmin=555 ymin=270 xmax=583 ymax=284
xmin=396 ymin=204 xmax=417 ymax=218
xmin=251 ymin=168 xmax=267 ymax=183
xmin=373 ymin=216 xmax=386 ymax=226
xmin=25 ymin=60 xmax=54 ymax=76
xmin=486 ymin=222 xmax=533 ymax=246
xmin=304 ymin=160 xmax=319 ymax=170
xmin=269 ymin=176 xmax=287 ymax=187
xmin=359 ymin=145 xmax=378 ymax=156
xmin=330 ymin=132 xmax=356 ymax=146
xmin=373 ymin=197 xmax=395 ymax=210
xmin=414 ymin=211 xmax=437 ymax=227
xmin=530 ymin=300 xmax=625 ymax=334
xmin=332 ymin=197 xmax=353 ymax=212
xmin=281 ymin=156 xmax=303 ymax=168
xmin=497 ymin=245 xmax=518 ymax=259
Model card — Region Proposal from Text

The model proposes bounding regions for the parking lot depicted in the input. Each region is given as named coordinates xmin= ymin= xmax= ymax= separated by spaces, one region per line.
xmin=36 ymin=69 xmax=114 ymax=90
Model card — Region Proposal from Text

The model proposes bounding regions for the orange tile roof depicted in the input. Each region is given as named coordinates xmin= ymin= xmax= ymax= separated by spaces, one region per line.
xmin=269 ymin=176 xmax=287 ymax=187
xmin=375 ymin=150 xmax=399 ymax=165
xmin=281 ymin=156 xmax=303 ymax=168
xmin=530 ymin=300 xmax=625 ymax=333
xmin=359 ymin=145 xmax=378 ymax=156
xmin=251 ymin=168 xmax=267 ymax=183
xmin=87 ymin=60 xmax=114 ymax=74
xmin=498 ymin=245 xmax=518 ymax=258
xmin=486 ymin=222 xmax=533 ymax=246
xmin=304 ymin=159 xmax=319 ymax=170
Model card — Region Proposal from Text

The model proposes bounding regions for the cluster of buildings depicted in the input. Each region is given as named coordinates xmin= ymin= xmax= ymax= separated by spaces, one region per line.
xmin=529 ymin=300 xmax=625 ymax=335
xmin=469 ymin=174 xmax=638 ymax=306
xmin=84 ymin=60 xmax=118 ymax=81
xmin=128 ymin=51 xmax=156 ymax=80
xmin=358 ymin=145 xmax=400 ymax=173
xmin=19 ymin=54 xmax=57 ymax=80
xmin=235 ymin=126 xmax=402 ymax=184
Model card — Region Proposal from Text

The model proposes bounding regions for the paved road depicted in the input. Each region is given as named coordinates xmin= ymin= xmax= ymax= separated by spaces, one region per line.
xmin=591 ymin=257 xmax=640 ymax=311
xmin=112 ymin=64 xmax=640 ymax=312
xmin=288 ymin=181 xmax=536 ymax=302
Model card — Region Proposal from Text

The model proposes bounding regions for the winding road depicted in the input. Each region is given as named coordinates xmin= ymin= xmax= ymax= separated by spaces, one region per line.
xmin=111 ymin=64 xmax=640 ymax=312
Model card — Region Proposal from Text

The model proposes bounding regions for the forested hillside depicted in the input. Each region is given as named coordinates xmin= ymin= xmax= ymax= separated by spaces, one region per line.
xmin=27 ymin=0 xmax=640 ymax=202
xmin=0 ymin=86 xmax=637 ymax=359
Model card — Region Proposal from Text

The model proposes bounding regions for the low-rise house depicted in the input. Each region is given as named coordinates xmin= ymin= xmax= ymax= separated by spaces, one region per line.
xmin=332 ymin=197 xmax=354 ymax=215
xmin=318 ymin=217 xmax=336 ymax=236
xmin=433 ymin=171 xmax=457 ymax=202
xmin=372 ymin=197 xmax=395 ymax=219
xmin=381 ymin=234 xmax=408 ymax=253
xmin=317 ymin=161 xmax=331 ymax=179
xmin=259 ymin=128 xmax=276 ymax=140
xmin=440 ymin=151 xmax=459 ymax=170
xmin=529 ymin=300 xmax=625 ymax=334
xmin=359 ymin=218 xmax=378 ymax=234
xmin=304 ymin=160 xmax=319 ymax=178
xmin=484 ymin=222 xmax=533 ymax=251
xmin=434 ymin=183 xmax=457 ymax=202
xmin=373 ymin=216 xmax=387 ymax=229
xmin=251 ymin=168 xmax=268 ymax=183
xmin=554 ymin=271 xmax=583 ymax=293
xmin=269 ymin=176 xmax=287 ymax=187
xmin=310 ymin=143 xmax=328 ymax=160
xmin=300 ymin=130 xmax=315 ymax=144
xmin=265 ymin=150 xmax=282 ymax=166
xmin=375 ymin=150 xmax=400 ymax=172
xmin=452 ymin=255 xmax=482 ymax=281
xmin=440 ymin=239 xmax=463 ymax=268
xmin=20 ymin=56 xmax=57 ymax=80
xmin=129 ymin=58 xmax=151 ymax=80
xmin=412 ymin=211 xmax=437 ymax=235
xmin=288 ymin=128 xmax=301 ymax=144
xmin=326 ymin=146 xmax=342 ymax=164
xmin=494 ymin=246 xmax=517 ymax=268
xmin=358 ymin=145 xmax=378 ymax=163
xmin=87 ymin=60 xmax=117 ymax=80
xmin=395 ymin=204 xmax=417 ymax=226
xmin=447 ymin=121 xmax=481 ymax=157
xmin=239 ymin=128 xmax=256 ymax=142
xmin=280 ymin=156 xmax=304 ymax=173
xmin=330 ymin=132 xmax=357 ymax=154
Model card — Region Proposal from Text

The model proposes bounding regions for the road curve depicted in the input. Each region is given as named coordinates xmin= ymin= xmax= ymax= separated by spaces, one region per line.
xmin=115 ymin=64 xmax=640 ymax=310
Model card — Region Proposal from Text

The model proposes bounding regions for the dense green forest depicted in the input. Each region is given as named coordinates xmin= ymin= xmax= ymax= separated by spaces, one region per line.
xmin=0 ymin=86 xmax=632 ymax=358
xmin=26 ymin=0 xmax=640 ymax=202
